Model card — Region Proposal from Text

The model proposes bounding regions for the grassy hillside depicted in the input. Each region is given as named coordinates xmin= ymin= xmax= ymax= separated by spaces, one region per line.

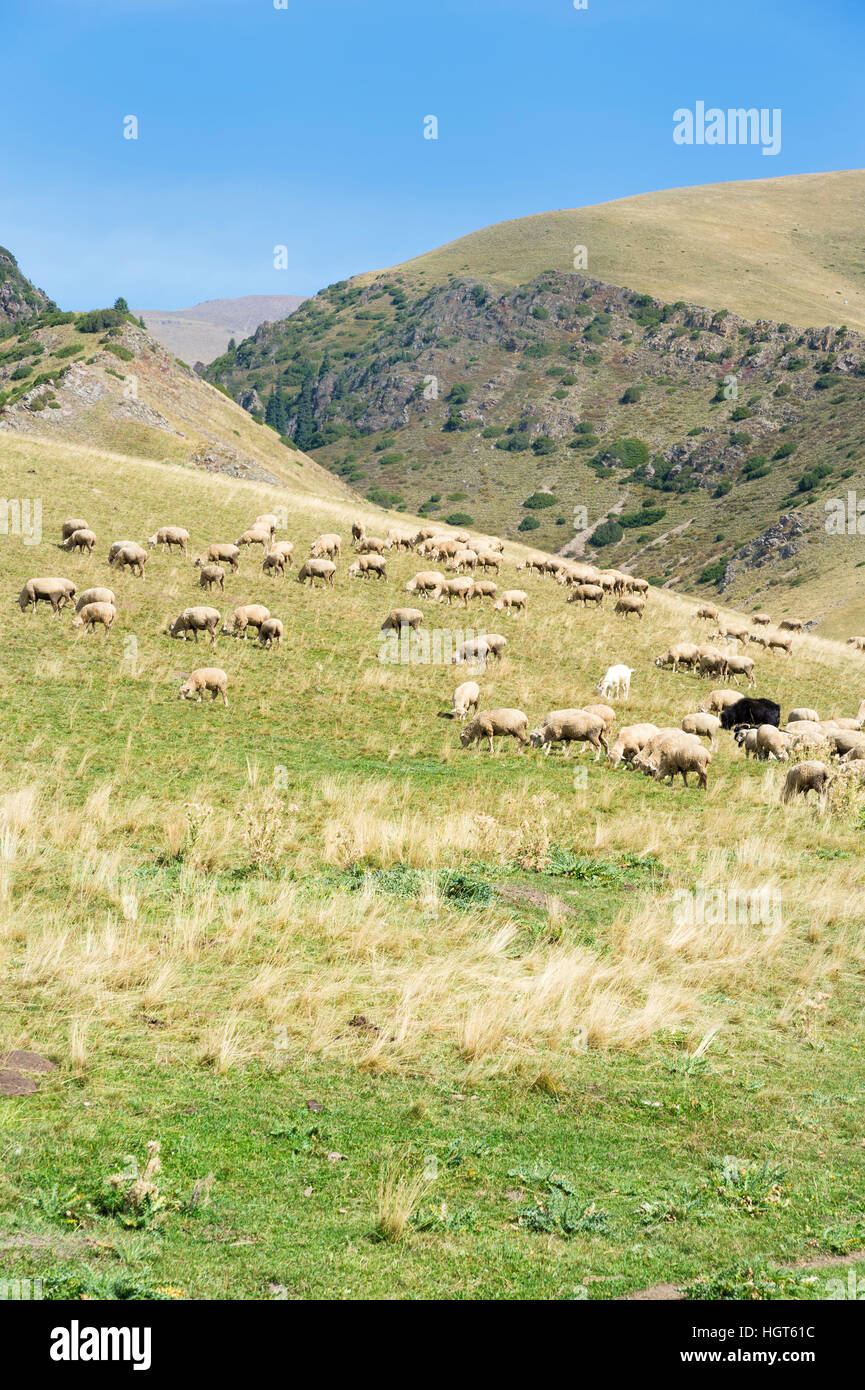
xmin=366 ymin=171 xmax=865 ymax=335
xmin=1 ymin=429 xmax=865 ymax=1300
xmin=0 ymin=303 xmax=347 ymax=497
xmin=207 ymin=269 xmax=865 ymax=627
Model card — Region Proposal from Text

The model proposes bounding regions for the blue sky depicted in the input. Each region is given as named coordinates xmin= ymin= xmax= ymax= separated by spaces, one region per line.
xmin=1 ymin=0 xmax=862 ymax=308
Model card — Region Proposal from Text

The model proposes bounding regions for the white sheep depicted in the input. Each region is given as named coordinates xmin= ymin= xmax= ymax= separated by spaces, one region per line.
xmin=178 ymin=668 xmax=229 ymax=707
xmin=450 ymin=681 xmax=481 ymax=720
xmin=492 ymin=589 xmax=528 ymax=616
xmin=18 ymin=577 xmax=77 ymax=615
xmin=71 ymin=601 xmax=116 ymax=634
xmin=460 ymin=708 xmax=528 ymax=753
xmin=608 ymin=723 xmax=659 ymax=769
xmin=148 ymin=526 xmax=189 ymax=554
xmin=529 ymin=709 xmax=608 ymax=760
xmin=170 ymin=606 xmax=221 ymax=645
xmin=75 ymin=586 xmax=116 ymax=612
xmin=597 ymin=664 xmax=633 ymax=700
xmin=680 ymin=712 xmax=721 ymax=749
xmin=222 ymin=604 xmax=270 ymax=638
xmin=258 ymin=617 xmax=284 ymax=649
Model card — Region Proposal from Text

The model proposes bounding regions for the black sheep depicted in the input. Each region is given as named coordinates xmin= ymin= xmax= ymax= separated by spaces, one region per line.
xmin=720 ymin=697 xmax=781 ymax=731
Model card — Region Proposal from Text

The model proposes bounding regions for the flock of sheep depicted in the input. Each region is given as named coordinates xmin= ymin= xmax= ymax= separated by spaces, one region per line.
xmin=16 ymin=514 xmax=865 ymax=803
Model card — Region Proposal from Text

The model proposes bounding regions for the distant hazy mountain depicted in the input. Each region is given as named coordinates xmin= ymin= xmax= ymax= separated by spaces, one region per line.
xmin=135 ymin=294 xmax=306 ymax=365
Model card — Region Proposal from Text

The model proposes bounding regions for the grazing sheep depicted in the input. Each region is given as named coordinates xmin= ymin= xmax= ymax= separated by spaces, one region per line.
xmin=696 ymin=604 xmax=720 ymax=621
xmin=846 ymin=636 xmax=865 ymax=652
xmin=750 ymin=630 xmax=793 ymax=655
xmin=310 ymin=532 xmax=342 ymax=559
xmin=698 ymin=689 xmax=745 ymax=714
xmin=384 ymin=528 xmax=415 ymax=551
xmin=107 ymin=540 xmax=136 ymax=565
xmin=430 ymin=538 xmax=460 ymax=562
xmin=268 ymin=541 xmax=295 ymax=568
xmin=405 ymin=571 xmax=446 ymax=600
xmin=179 ymin=668 xmax=229 ymax=707
xmin=460 ymin=708 xmax=529 ymax=754
xmin=258 ymin=617 xmax=284 ymax=649
xmin=709 ymin=619 xmax=750 ymax=643
xmin=61 ymin=527 xmax=96 ymax=556
xmin=380 ymin=607 xmax=424 ymax=635
xmin=222 ymin=604 xmax=270 ymax=638
xmin=754 ymin=724 xmax=791 ymax=761
xmin=452 ymin=548 xmax=479 ymax=573
xmin=787 ymin=707 xmax=819 ymax=724
xmin=493 ymin=589 xmax=528 ymax=616
xmin=473 ymin=535 xmax=504 ymax=554
xmin=655 ymin=643 xmax=699 ymax=672
xmin=450 ymin=680 xmax=481 ymax=720
xmin=61 ymin=517 xmax=89 ymax=542
xmin=198 ymin=563 xmax=225 ymax=592
xmin=735 ymin=727 xmax=760 ymax=759
xmin=75 ymin=587 xmax=115 ymax=612
xmin=823 ymin=729 xmax=865 ymax=757
xmin=697 ymin=647 xmax=729 ymax=680
xmin=614 ymin=595 xmax=646 ymax=620
xmin=254 ymin=514 xmax=280 ymax=537
xmin=351 ymin=521 xmax=364 ymax=543
xmin=348 ymin=555 xmax=387 ymax=580
xmin=467 ymin=580 xmax=498 ymax=602
xmin=781 ymin=760 xmax=833 ymax=803
xmin=296 ymin=559 xmax=336 ymax=588
xmin=236 ymin=525 xmax=271 ymax=551
xmin=608 ymin=723 xmax=659 ymax=768
xmin=826 ymin=699 xmax=865 ymax=731
xmin=148 ymin=526 xmax=189 ymax=555
xmin=529 ymin=709 xmax=608 ymax=760
xmin=169 ymin=606 xmax=221 ymax=645
xmin=71 ymin=601 xmax=116 ymax=635
xmin=681 ymin=712 xmax=721 ymax=748
xmin=261 ymin=550 xmax=288 ymax=579
xmin=597 ymin=664 xmax=633 ymax=700
xmin=725 ymin=653 xmax=756 ymax=686
xmin=567 ymin=583 xmax=604 ymax=607
xmin=634 ymin=730 xmax=711 ymax=789
xmin=110 ymin=543 xmax=148 ymax=578
xmin=779 ymin=618 xmax=804 ymax=632
xmin=782 ymin=720 xmax=827 ymax=743
xmin=479 ymin=633 xmax=507 ymax=660
xmin=582 ymin=704 xmax=616 ymax=742
xmin=515 ymin=554 xmax=547 ymax=576
xmin=453 ymin=637 xmax=492 ymax=666
xmin=475 ymin=549 xmax=502 ymax=574
xmin=195 ymin=544 xmax=240 ymax=571
xmin=719 ymin=697 xmax=781 ymax=730
xmin=356 ymin=536 xmax=387 ymax=555
xmin=842 ymin=744 xmax=865 ymax=763
xmin=442 ymin=576 xmax=474 ymax=608
xmin=18 ymin=576 xmax=77 ymax=614
xmin=752 ymin=612 xmax=771 ymax=626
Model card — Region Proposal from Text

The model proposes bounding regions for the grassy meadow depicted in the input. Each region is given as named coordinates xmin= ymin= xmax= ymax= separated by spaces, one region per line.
xmin=1 ymin=430 xmax=865 ymax=1301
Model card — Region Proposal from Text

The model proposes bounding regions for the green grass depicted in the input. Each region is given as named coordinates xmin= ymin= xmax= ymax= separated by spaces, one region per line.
xmin=1 ymin=430 xmax=865 ymax=1300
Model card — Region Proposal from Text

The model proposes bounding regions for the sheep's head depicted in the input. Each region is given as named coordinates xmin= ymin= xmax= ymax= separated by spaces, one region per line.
xmin=71 ymin=614 xmax=84 ymax=629
xmin=178 ymin=682 xmax=193 ymax=700
xmin=528 ymin=728 xmax=545 ymax=749
xmin=459 ymin=724 xmax=476 ymax=747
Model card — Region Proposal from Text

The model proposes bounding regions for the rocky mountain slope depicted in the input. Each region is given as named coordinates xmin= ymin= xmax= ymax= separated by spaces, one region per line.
xmin=0 ymin=301 xmax=346 ymax=496
xmin=136 ymin=294 xmax=306 ymax=366
xmin=0 ymin=246 xmax=52 ymax=325
xmin=206 ymin=265 xmax=865 ymax=623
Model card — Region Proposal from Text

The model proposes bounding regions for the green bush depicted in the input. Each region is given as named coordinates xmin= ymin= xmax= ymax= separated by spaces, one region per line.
xmin=608 ymin=437 xmax=650 ymax=469
xmin=589 ymin=520 xmax=624 ymax=547
xmin=698 ymin=558 xmax=728 ymax=584
xmin=773 ymin=442 xmax=796 ymax=460
xmin=518 ymin=515 xmax=540 ymax=531
xmin=531 ymin=436 xmax=556 ymax=455
xmin=620 ymin=386 xmax=642 ymax=404
xmin=445 ymin=512 xmax=474 ymax=526
xmin=522 ymin=492 xmax=557 ymax=510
